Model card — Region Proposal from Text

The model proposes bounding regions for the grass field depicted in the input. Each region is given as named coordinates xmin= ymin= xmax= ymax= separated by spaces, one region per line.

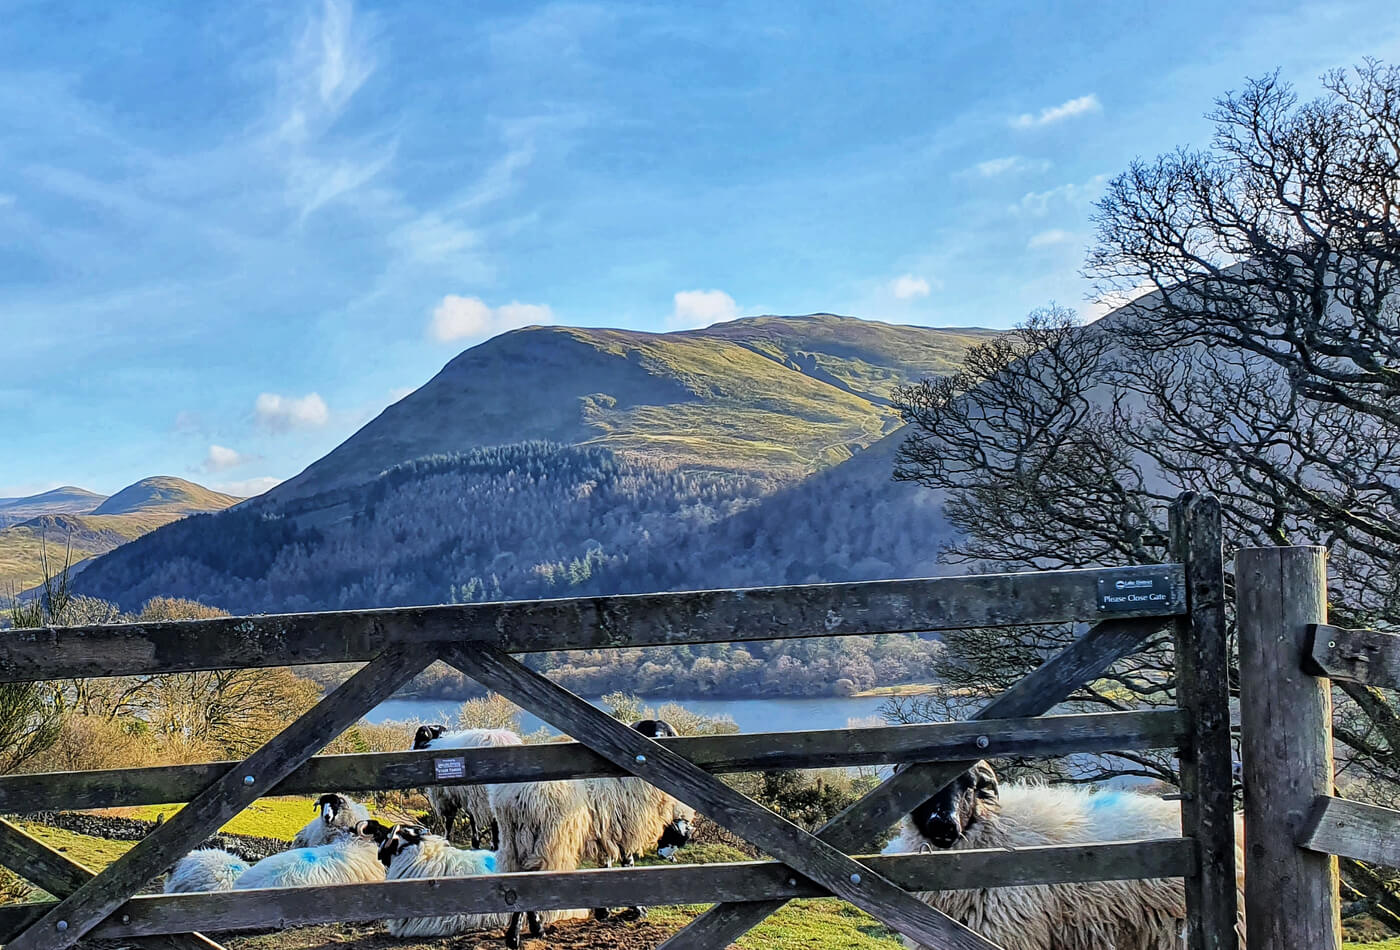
xmin=123 ymin=796 xmax=316 ymax=842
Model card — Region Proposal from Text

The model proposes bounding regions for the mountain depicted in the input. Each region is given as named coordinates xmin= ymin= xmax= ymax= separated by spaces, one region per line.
xmin=71 ymin=315 xmax=991 ymax=615
xmin=0 ymin=477 xmax=241 ymax=594
xmin=269 ymin=314 xmax=995 ymax=501
xmin=0 ymin=486 xmax=108 ymax=528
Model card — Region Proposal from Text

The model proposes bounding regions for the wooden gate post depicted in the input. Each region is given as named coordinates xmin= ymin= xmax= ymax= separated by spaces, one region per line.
xmin=1169 ymin=493 xmax=1240 ymax=950
xmin=1235 ymin=545 xmax=1340 ymax=949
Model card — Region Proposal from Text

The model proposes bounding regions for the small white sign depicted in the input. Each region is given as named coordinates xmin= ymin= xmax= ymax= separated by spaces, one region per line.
xmin=434 ymin=757 xmax=466 ymax=780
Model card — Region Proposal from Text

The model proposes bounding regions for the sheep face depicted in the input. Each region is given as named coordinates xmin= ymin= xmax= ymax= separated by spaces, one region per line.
xmin=377 ymin=824 xmax=428 ymax=868
xmin=315 ymin=793 xmax=350 ymax=826
xmin=413 ymin=724 xmax=447 ymax=750
xmin=631 ymin=719 xmax=678 ymax=738
xmin=910 ymin=761 xmax=999 ymax=848
xmin=356 ymin=819 xmax=394 ymax=850
xmin=656 ymin=817 xmax=692 ymax=860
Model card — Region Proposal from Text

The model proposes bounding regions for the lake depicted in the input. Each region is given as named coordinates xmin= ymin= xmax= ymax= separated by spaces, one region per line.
xmin=365 ymin=692 xmax=1160 ymax=789
xmin=365 ymin=694 xmax=899 ymax=734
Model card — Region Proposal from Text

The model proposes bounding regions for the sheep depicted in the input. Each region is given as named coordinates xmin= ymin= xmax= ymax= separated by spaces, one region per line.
xmin=413 ymin=724 xmax=523 ymax=848
xmin=582 ymin=718 xmax=697 ymax=921
xmin=366 ymin=822 xmax=510 ymax=937
xmin=885 ymin=761 xmax=1246 ymax=950
xmin=488 ymin=771 xmax=594 ymax=948
xmin=290 ymin=792 xmax=371 ymax=848
xmin=233 ymin=820 xmax=387 ymax=890
xmin=163 ymin=848 xmax=250 ymax=894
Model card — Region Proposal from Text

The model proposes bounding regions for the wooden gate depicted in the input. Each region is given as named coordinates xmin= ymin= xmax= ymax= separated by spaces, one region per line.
xmin=0 ymin=492 xmax=1240 ymax=950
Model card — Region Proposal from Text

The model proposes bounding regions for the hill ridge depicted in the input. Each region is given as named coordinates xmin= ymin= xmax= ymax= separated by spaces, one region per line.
xmin=267 ymin=314 xmax=995 ymax=503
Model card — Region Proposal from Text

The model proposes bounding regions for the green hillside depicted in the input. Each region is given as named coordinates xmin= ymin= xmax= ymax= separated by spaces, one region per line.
xmin=270 ymin=315 xmax=996 ymax=500
xmin=0 ymin=477 xmax=241 ymax=594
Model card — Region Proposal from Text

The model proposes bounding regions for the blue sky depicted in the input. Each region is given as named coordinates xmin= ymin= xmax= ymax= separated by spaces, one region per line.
xmin=3 ymin=0 xmax=1398 ymax=498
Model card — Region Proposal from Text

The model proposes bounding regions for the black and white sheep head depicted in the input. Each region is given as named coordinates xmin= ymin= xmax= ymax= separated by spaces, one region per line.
xmin=315 ymin=793 xmax=350 ymax=826
xmin=355 ymin=819 xmax=394 ymax=846
xmin=909 ymin=760 xmax=1000 ymax=848
xmin=412 ymin=724 xmax=448 ymax=750
xmin=656 ymin=817 xmax=692 ymax=860
xmin=375 ymin=823 xmax=429 ymax=868
xmin=631 ymin=718 xmax=679 ymax=739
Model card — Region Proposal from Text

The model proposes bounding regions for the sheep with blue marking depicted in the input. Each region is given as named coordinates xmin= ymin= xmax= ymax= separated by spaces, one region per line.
xmin=291 ymin=792 xmax=371 ymax=848
xmin=884 ymin=761 xmax=1246 ymax=950
xmin=233 ymin=819 xmax=386 ymax=890
xmin=367 ymin=822 xmax=511 ymax=937
xmin=413 ymin=724 xmax=523 ymax=848
xmin=163 ymin=848 xmax=250 ymax=894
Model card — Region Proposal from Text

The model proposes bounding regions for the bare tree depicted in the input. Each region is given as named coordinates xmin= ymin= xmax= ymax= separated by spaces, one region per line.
xmin=893 ymin=60 xmax=1400 ymax=923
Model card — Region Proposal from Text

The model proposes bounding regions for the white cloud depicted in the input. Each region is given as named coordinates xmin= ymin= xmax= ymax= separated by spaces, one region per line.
xmin=889 ymin=274 xmax=933 ymax=300
xmin=1011 ymin=175 xmax=1109 ymax=216
xmin=215 ymin=476 xmax=283 ymax=498
xmin=254 ymin=392 xmax=330 ymax=431
xmin=972 ymin=156 xmax=1051 ymax=178
xmin=1011 ymin=94 xmax=1102 ymax=129
xmin=202 ymin=444 xmax=251 ymax=472
xmin=429 ymin=295 xmax=555 ymax=343
xmin=1027 ymin=229 xmax=1075 ymax=249
xmin=668 ymin=289 xmax=740 ymax=329
xmin=388 ymin=385 xmax=416 ymax=402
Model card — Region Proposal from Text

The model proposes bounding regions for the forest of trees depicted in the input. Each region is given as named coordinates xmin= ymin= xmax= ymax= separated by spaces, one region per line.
xmin=69 ymin=442 xmax=950 ymax=698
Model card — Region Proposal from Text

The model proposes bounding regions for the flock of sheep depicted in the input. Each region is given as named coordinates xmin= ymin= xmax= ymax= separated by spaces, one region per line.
xmin=163 ymin=720 xmax=696 ymax=948
xmin=162 ymin=719 xmax=1246 ymax=950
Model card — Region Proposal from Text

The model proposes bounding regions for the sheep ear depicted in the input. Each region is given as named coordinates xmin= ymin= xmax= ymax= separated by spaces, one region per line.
xmin=973 ymin=762 xmax=999 ymax=797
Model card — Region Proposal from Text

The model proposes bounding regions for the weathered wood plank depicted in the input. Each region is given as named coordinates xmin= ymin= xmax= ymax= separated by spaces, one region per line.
xmin=0 ymin=565 xmax=1185 ymax=682
xmin=0 ymin=818 xmax=225 ymax=950
xmin=1169 ymin=493 xmax=1239 ymax=950
xmin=664 ymin=615 xmax=1167 ymax=950
xmin=1300 ymin=796 xmax=1400 ymax=867
xmin=0 ymin=818 xmax=93 ymax=897
xmin=442 ymin=642 xmax=1001 ymax=950
xmin=0 ymin=840 xmax=1193 ymax=940
xmin=1236 ymin=546 xmax=1341 ymax=950
xmin=4 ymin=645 xmax=434 ymax=950
xmin=1309 ymin=624 xmax=1400 ymax=689
xmin=0 ymin=710 xmax=1184 ymax=813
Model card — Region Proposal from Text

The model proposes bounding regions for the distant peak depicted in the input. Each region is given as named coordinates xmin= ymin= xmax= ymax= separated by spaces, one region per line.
xmin=92 ymin=476 xmax=240 ymax=516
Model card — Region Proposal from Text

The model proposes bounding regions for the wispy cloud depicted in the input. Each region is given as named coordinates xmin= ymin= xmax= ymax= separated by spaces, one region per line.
xmin=971 ymin=156 xmax=1051 ymax=178
xmin=1010 ymin=174 xmax=1109 ymax=215
xmin=889 ymin=274 xmax=933 ymax=299
xmin=202 ymin=444 xmax=253 ymax=472
xmin=271 ymin=0 xmax=391 ymax=221
xmin=1027 ymin=229 xmax=1075 ymax=249
xmin=667 ymin=289 xmax=740 ymax=329
xmin=1011 ymin=94 xmax=1102 ymax=129
xmin=254 ymin=392 xmax=331 ymax=431
xmin=429 ymin=295 xmax=556 ymax=343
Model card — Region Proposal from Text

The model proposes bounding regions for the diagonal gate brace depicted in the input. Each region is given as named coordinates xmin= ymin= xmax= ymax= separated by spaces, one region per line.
xmin=6 ymin=644 xmax=436 ymax=950
xmin=0 ymin=817 xmax=225 ymax=950
xmin=662 ymin=616 xmax=1168 ymax=949
xmin=442 ymin=641 xmax=1002 ymax=950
